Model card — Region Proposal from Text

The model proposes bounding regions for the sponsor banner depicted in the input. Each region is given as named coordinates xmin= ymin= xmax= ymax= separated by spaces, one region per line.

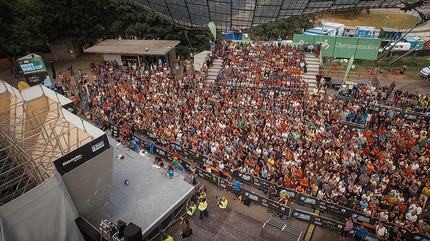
xmin=292 ymin=209 xmax=313 ymax=221
xmin=317 ymin=200 xmax=328 ymax=210
xmin=351 ymin=213 xmax=371 ymax=223
xmin=236 ymin=172 xmax=252 ymax=183
xmin=202 ymin=156 xmax=214 ymax=166
xmin=146 ymin=130 xmax=157 ymax=140
xmin=24 ymin=71 xmax=49 ymax=86
xmin=361 ymin=234 xmax=380 ymax=241
xmin=252 ymin=177 xmax=271 ymax=191
xmin=154 ymin=146 xmax=167 ymax=157
xmin=18 ymin=54 xmax=48 ymax=74
xmin=131 ymin=134 xmax=145 ymax=146
xmin=243 ymin=190 xmax=260 ymax=202
xmin=293 ymin=34 xmax=381 ymax=60
xmin=196 ymin=167 xmax=218 ymax=184
xmin=298 ymin=194 xmax=317 ymax=206
xmin=241 ymin=188 xmax=290 ymax=216
xmin=61 ymin=103 xmax=78 ymax=115
xmin=413 ymin=233 xmax=430 ymax=241
xmin=54 ymin=134 xmax=110 ymax=175
xmin=328 ymin=203 xmax=349 ymax=217
xmin=293 ymin=209 xmax=343 ymax=232
xmin=110 ymin=125 xmax=120 ymax=138
xmin=219 ymin=178 xmax=234 ymax=192
xmin=280 ymin=188 xmax=297 ymax=200
xmin=17 ymin=54 xmax=49 ymax=86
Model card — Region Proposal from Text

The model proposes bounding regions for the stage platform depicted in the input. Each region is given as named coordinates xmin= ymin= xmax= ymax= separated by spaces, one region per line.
xmin=102 ymin=137 xmax=195 ymax=238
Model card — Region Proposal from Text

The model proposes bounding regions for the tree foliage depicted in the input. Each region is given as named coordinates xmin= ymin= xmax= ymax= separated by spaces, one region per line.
xmin=249 ymin=14 xmax=320 ymax=41
xmin=340 ymin=8 xmax=364 ymax=19
xmin=1 ymin=0 xmax=321 ymax=59
xmin=0 ymin=0 xmax=45 ymax=61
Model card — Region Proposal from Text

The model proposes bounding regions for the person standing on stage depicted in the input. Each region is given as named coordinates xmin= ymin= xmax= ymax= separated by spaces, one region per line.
xmin=198 ymin=198 xmax=209 ymax=220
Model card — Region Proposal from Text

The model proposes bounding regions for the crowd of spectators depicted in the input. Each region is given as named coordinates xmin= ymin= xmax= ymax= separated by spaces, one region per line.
xmin=78 ymin=40 xmax=430 ymax=238
xmin=339 ymin=81 xmax=430 ymax=114
xmin=215 ymin=42 xmax=308 ymax=89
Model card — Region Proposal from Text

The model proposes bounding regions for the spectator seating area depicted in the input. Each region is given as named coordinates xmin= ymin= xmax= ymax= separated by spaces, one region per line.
xmin=75 ymin=40 xmax=430 ymax=241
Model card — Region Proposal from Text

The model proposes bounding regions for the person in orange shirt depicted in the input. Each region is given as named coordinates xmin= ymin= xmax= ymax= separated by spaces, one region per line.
xmin=296 ymin=168 xmax=303 ymax=179
xmin=284 ymin=177 xmax=292 ymax=188
xmin=366 ymin=163 xmax=374 ymax=175
xmin=300 ymin=178 xmax=309 ymax=187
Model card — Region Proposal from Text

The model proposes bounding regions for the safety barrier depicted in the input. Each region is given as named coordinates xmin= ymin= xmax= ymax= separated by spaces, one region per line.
xmin=263 ymin=218 xmax=302 ymax=241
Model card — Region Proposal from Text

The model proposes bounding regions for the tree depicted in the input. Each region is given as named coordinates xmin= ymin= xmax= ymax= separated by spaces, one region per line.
xmin=39 ymin=0 xmax=104 ymax=45
xmin=249 ymin=14 xmax=320 ymax=41
xmin=0 ymin=0 xmax=212 ymax=59
xmin=340 ymin=8 xmax=363 ymax=19
xmin=0 ymin=0 xmax=45 ymax=65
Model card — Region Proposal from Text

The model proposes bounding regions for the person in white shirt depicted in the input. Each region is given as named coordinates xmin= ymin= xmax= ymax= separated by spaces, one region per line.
xmin=379 ymin=211 xmax=389 ymax=222
xmin=375 ymin=222 xmax=388 ymax=239
xmin=363 ymin=208 xmax=372 ymax=217
xmin=406 ymin=211 xmax=418 ymax=224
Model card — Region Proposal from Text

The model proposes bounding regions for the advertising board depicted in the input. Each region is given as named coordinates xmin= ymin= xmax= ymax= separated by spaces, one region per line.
xmin=17 ymin=54 xmax=49 ymax=86
xmin=18 ymin=55 xmax=47 ymax=74
xmin=196 ymin=167 xmax=218 ymax=184
xmin=293 ymin=34 xmax=381 ymax=60
xmin=54 ymin=134 xmax=110 ymax=175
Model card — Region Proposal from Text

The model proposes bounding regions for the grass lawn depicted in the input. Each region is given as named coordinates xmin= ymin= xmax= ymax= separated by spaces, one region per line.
xmin=320 ymin=11 xmax=421 ymax=29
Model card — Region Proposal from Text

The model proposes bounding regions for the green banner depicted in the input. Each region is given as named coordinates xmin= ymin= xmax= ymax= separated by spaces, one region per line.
xmin=319 ymin=37 xmax=336 ymax=57
xmin=355 ymin=38 xmax=381 ymax=60
xmin=293 ymin=34 xmax=381 ymax=60
xmin=343 ymin=55 xmax=355 ymax=86
xmin=208 ymin=22 xmax=217 ymax=39
xmin=293 ymin=35 xmax=315 ymax=45
xmin=333 ymin=37 xmax=358 ymax=59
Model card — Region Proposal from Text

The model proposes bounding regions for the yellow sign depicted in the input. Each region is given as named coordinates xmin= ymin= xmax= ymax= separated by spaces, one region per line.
xmin=17 ymin=81 xmax=30 ymax=90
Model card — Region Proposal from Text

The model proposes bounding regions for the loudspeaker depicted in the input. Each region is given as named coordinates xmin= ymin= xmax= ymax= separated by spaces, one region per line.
xmin=50 ymin=61 xmax=56 ymax=79
xmin=124 ymin=222 xmax=142 ymax=241
xmin=117 ymin=220 xmax=126 ymax=239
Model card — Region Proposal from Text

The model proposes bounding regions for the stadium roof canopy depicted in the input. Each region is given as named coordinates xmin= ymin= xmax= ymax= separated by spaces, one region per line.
xmin=0 ymin=80 xmax=104 ymax=205
xmin=132 ymin=0 xmax=401 ymax=30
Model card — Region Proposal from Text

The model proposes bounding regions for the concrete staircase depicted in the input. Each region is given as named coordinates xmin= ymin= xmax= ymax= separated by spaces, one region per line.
xmin=303 ymin=53 xmax=320 ymax=95
xmin=206 ymin=59 xmax=223 ymax=84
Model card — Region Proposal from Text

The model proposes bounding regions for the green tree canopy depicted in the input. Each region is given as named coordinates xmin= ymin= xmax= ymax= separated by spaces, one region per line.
xmin=249 ymin=14 xmax=320 ymax=41
xmin=0 ymin=0 xmax=45 ymax=62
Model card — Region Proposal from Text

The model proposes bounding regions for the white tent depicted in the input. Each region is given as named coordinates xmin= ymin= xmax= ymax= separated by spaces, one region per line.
xmin=193 ymin=51 xmax=211 ymax=72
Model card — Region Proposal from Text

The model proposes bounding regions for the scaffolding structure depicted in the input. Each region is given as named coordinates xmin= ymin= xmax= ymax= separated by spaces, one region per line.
xmin=0 ymin=83 xmax=94 ymax=205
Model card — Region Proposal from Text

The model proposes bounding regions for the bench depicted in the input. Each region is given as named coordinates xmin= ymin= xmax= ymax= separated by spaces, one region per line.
xmin=263 ymin=218 xmax=303 ymax=241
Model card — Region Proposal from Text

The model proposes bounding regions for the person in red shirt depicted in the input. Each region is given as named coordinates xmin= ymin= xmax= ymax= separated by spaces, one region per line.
xmin=406 ymin=139 xmax=415 ymax=149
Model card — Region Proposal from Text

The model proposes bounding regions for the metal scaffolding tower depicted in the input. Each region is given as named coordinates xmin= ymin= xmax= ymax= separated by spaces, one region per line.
xmin=0 ymin=86 xmax=93 ymax=206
